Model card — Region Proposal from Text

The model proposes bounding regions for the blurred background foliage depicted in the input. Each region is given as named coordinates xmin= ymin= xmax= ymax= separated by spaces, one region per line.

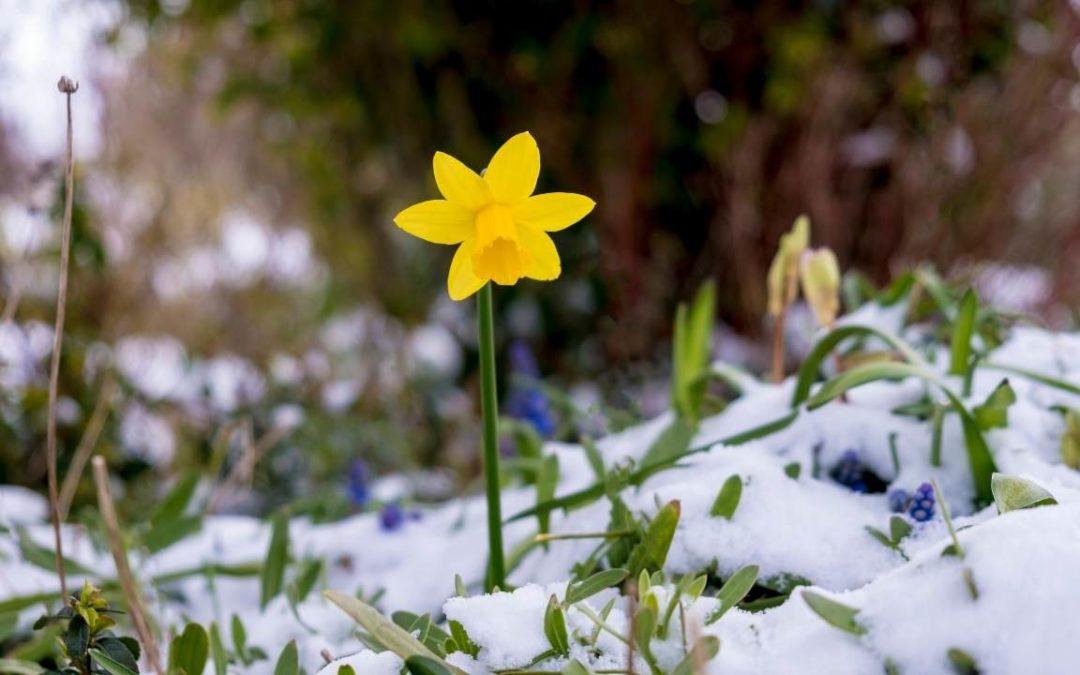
xmin=0 ymin=0 xmax=1078 ymax=518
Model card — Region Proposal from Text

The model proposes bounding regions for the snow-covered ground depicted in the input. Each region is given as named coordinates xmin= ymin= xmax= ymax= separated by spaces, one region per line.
xmin=1 ymin=302 xmax=1078 ymax=674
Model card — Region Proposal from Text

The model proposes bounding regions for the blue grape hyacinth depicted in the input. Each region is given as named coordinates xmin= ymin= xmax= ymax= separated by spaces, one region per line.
xmin=831 ymin=450 xmax=868 ymax=493
xmin=504 ymin=340 xmax=556 ymax=438
xmin=379 ymin=502 xmax=406 ymax=531
xmin=887 ymin=488 xmax=910 ymax=513
xmin=909 ymin=482 xmax=936 ymax=522
xmin=347 ymin=459 xmax=371 ymax=507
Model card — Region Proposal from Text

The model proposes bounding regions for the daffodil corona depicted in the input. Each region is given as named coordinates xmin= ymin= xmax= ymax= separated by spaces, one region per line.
xmin=394 ymin=132 xmax=595 ymax=300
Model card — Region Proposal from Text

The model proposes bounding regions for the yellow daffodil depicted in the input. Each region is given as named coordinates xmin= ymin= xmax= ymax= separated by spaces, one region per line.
xmin=394 ymin=132 xmax=595 ymax=300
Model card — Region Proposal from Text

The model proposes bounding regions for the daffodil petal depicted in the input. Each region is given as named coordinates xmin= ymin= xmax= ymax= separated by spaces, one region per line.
xmin=434 ymin=152 xmax=490 ymax=210
xmin=484 ymin=132 xmax=540 ymax=204
xmin=448 ymin=237 xmax=486 ymax=300
xmin=513 ymin=192 xmax=595 ymax=232
xmin=518 ymin=226 xmax=561 ymax=281
xmin=393 ymin=199 xmax=474 ymax=244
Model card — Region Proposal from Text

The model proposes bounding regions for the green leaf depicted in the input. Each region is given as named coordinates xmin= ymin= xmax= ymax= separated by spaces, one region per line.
xmin=672 ymin=281 xmax=716 ymax=422
xmin=405 ymin=656 xmax=451 ymax=675
xmin=983 ymin=363 xmax=1080 ymax=397
xmin=705 ymin=565 xmax=758 ymax=624
xmin=168 ymin=623 xmax=209 ymax=675
xmin=143 ymin=515 xmax=202 ymax=554
xmin=565 ymin=568 xmax=628 ymax=605
xmin=322 ymin=590 xmax=464 ymax=674
xmin=93 ymin=637 xmax=139 ymax=674
xmin=272 ymin=640 xmax=298 ymax=675
xmin=447 ymin=620 xmax=479 ymax=658
xmin=802 ymin=590 xmax=866 ymax=636
xmin=15 ymin=527 xmax=92 ymax=576
xmin=543 ymin=595 xmax=570 ymax=657
xmin=338 ymin=667 xmax=357 ymax=675
xmin=949 ymin=289 xmax=978 ymax=376
xmin=946 ymin=647 xmax=980 ymax=675
xmin=288 ymin=558 xmax=324 ymax=604
xmin=1062 ymin=409 xmax=1080 ymax=470
xmin=889 ymin=515 xmax=912 ymax=543
xmin=709 ymin=475 xmax=743 ymax=519
xmin=626 ymin=500 xmax=680 ymax=577
xmin=639 ymin=419 xmax=695 ymax=471
xmin=536 ymin=454 xmax=560 ymax=539
xmin=671 ymin=636 xmax=721 ymax=675
xmin=783 ymin=462 xmax=801 ymax=479
xmin=990 ymin=473 xmax=1057 ymax=514
xmin=634 ymin=605 xmax=659 ymax=672
xmin=806 ymin=360 xmax=996 ymax=505
xmin=150 ymin=472 xmax=200 ymax=527
xmin=260 ymin=512 xmax=290 ymax=609
xmin=0 ymin=659 xmax=44 ymax=675
xmin=88 ymin=648 xmax=137 ymax=675
xmin=209 ymin=622 xmax=228 ymax=675
xmin=973 ymin=380 xmax=1016 ymax=431
xmin=791 ymin=324 xmax=927 ymax=407
xmin=561 ymin=660 xmax=592 ymax=675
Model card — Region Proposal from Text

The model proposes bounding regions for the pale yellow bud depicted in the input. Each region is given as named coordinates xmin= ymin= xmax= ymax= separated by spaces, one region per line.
xmin=800 ymin=247 xmax=841 ymax=327
xmin=766 ymin=215 xmax=811 ymax=317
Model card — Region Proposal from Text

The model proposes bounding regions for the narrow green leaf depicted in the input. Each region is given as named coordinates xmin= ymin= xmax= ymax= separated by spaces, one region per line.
xmin=705 ymin=565 xmax=758 ymax=624
xmin=949 ymin=289 xmax=978 ymax=376
xmin=639 ymin=419 xmax=695 ymax=471
xmin=565 ymin=568 xmax=628 ymax=605
xmin=991 ymin=473 xmax=1057 ymax=514
xmin=260 ymin=512 xmax=290 ymax=609
xmin=88 ymin=648 xmax=137 ymax=675
xmin=209 ymin=622 xmax=228 ymax=675
xmin=802 ymin=590 xmax=866 ymax=636
xmin=150 ymin=472 xmax=200 ymax=527
xmin=143 ymin=514 xmax=202 ymax=554
xmin=671 ymin=636 xmax=721 ymax=675
xmin=272 ymin=640 xmax=299 ymax=675
xmin=709 ymin=475 xmax=743 ymax=519
xmin=561 ymin=660 xmax=592 ymax=675
xmin=323 ymin=590 xmax=465 ymax=674
xmin=543 ymin=595 xmax=570 ymax=656
xmin=168 ymin=623 xmax=209 ymax=675
xmin=289 ymin=558 xmax=324 ymax=604
xmin=93 ymin=637 xmax=139 ymax=674
xmin=626 ymin=500 xmax=681 ymax=576
xmin=792 ymin=324 xmax=927 ymax=407
xmin=536 ymin=454 xmax=560 ymax=538
xmin=973 ymin=380 xmax=1016 ymax=431
xmin=0 ymin=659 xmax=44 ymax=675
xmin=946 ymin=647 xmax=980 ymax=675
xmin=983 ymin=363 xmax=1080 ymax=397
xmin=634 ymin=605 xmax=659 ymax=671
xmin=447 ymin=620 xmax=479 ymax=658
xmin=405 ymin=656 xmax=451 ymax=675
xmin=1062 ymin=409 xmax=1080 ymax=469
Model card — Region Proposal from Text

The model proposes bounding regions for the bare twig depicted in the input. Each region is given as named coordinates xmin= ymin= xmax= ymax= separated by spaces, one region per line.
xmin=206 ymin=422 xmax=292 ymax=512
xmin=58 ymin=373 xmax=117 ymax=520
xmin=91 ymin=456 xmax=164 ymax=675
xmin=45 ymin=75 xmax=79 ymax=602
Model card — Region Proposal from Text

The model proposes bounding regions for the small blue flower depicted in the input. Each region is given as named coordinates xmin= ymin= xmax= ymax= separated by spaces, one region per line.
xmin=379 ymin=502 xmax=406 ymax=532
xmin=831 ymin=450 xmax=868 ymax=493
xmin=887 ymin=488 xmax=910 ymax=513
xmin=505 ymin=341 xmax=556 ymax=438
xmin=347 ymin=459 xmax=371 ymax=507
xmin=908 ymin=482 xmax=935 ymax=522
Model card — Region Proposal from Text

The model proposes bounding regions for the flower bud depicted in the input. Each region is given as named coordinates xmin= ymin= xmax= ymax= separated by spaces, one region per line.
xmin=766 ymin=215 xmax=810 ymax=316
xmin=57 ymin=76 xmax=79 ymax=94
xmin=799 ymin=247 xmax=841 ymax=327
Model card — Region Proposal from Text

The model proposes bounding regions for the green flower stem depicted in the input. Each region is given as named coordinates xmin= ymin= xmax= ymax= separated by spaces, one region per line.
xmin=477 ymin=283 xmax=506 ymax=590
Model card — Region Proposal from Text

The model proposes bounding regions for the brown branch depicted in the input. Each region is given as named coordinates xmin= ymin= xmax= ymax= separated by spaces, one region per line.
xmin=46 ymin=75 xmax=79 ymax=602
xmin=58 ymin=373 xmax=117 ymax=520
xmin=91 ymin=456 xmax=164 ymax=675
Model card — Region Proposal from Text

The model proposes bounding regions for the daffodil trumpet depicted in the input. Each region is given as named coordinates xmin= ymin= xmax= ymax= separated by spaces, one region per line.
xmin=394 ymin=132 xmax=594 ymax=590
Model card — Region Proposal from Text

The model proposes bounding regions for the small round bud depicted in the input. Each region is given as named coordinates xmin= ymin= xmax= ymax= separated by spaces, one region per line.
xmin=57 ymin=76 xmax=79 ymax=94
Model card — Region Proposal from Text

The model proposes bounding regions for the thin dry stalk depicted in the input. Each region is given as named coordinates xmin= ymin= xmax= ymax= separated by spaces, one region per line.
xmin=91 ymin=456 xmax=164 ymax=675
xmin=206 ymin=422 xmax=292 ymax=512
xmin=1 ymin=277 xmax=24 ymax=324
xmin=45 ymin=75 xmax=79 ymax=602
xmin=58 ymin=373 xmax=117 ymax=520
